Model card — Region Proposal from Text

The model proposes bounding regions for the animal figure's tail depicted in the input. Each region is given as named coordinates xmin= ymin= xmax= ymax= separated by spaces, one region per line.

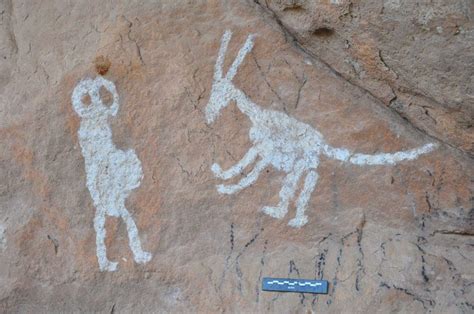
xmin=323 ymin=143 xmax=438 ymax=165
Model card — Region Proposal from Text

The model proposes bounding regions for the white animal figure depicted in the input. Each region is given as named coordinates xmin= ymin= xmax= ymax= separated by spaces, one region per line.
xmin=205 ymin=30 xmax=437 ymax=228
xmin=72 ymin=77 xmax=152 ymax=271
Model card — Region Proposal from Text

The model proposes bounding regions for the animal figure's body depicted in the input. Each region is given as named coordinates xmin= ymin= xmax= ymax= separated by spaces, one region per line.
xmin=206 ymin=30 xmax=437 ymax=227
xmin=72 ymin=77 xmax=151 ymax=271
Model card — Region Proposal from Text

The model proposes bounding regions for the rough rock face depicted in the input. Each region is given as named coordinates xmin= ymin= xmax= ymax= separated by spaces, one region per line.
xmin=0 ymin=0 xmax=472 ymax=313
xmin=257 ymin=0 xmax=474 ymax=156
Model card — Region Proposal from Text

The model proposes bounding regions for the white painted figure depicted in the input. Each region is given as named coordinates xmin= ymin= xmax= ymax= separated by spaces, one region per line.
xmin=72 ymin=77 xmax=151 ymax=271
xmin=206 ymin=30 xmax=438 ymax=228
xmin=0 ymin=224 xmax=6 ymax=252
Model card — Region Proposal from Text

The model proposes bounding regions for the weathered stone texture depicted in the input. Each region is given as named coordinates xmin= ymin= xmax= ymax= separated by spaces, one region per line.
xmin=0 ymin=0 xmax=472 ymax=313
xmin=257 ymin=0 xmax=474 ymax=156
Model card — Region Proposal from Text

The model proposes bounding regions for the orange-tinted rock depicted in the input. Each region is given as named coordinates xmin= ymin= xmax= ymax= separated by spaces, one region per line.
xmin=0 ymin=1 xmax=472 ymax=312
xmin=257 ymin=0 xmax=474 ymax=156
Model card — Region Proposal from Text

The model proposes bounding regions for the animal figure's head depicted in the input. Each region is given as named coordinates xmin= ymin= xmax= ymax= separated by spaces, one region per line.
xmin=205 ymin=30 xmax=255 ymax=124
xmin=72 ymin=76 xmax=119 ymax=119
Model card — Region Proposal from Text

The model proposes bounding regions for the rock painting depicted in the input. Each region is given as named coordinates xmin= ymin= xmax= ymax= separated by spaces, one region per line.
xmin=205 ymin=30 xmax=438 ymax=228
xmin=0 ymin=224 xmax=5 ymax=252
xmin=72 ymin=77 xmax=151 ymax=271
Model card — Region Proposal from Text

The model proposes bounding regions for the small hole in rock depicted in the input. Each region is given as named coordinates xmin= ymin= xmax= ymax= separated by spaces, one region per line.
xmin=94 ymin=55 xmax=111 ymax=75
xmin=312 ymin=28 xmax=334 ymax=37
xmin=282 ymin=4 xmax=304 ymax=11
xmin=99 ymin=86 xmax=113 ymax=107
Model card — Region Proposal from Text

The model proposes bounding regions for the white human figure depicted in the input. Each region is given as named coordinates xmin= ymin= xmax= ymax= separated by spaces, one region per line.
xmin=72 ymin=77 xmax=152 ymax=271
xmin=206 ymin=30 xmax=437 ymax=228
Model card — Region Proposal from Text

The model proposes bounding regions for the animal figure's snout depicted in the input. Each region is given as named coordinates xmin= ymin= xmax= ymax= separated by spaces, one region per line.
xmin=205 ymin=81 xmax=234 ymax=124
xmin=205 ymin=101 xmax=218 ymax=124
xmin=205 ymin=85 xmax=223 ymax=124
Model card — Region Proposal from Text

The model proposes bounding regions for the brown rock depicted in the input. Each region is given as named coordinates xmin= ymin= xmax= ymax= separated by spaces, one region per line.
xmin=94 ymin=55 xmax=112 ymax=76
xmin=257 ymin=0 xmax=474 ymax=156
xmin=0 ymin=0 xmax=472 ymax=312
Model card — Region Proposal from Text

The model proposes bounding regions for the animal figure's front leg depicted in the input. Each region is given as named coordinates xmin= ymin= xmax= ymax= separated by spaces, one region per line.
xmin=211 ymin=147 xmax=258 ymax=180
xmin=261 ymin=160 xmax=305 ymax=219
xmin=288 ymin=170 xmax=319 ymax=228
xmin=119 ymin=204 xmax=152 ymax=264
xmin=94 ymin=209 xmax=118 ymax=271
xmin=217 ymin=158 xmax=268 ymax=194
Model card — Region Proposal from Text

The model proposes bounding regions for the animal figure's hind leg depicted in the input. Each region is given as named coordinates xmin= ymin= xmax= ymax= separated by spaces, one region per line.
xmin=119 ymin=205 xmax=152 ymax=264
xmin=288 ymin=170 xmax=319 ymax=228
xmin=261 ymin=161 xmax=305 ymax=219
xmin=94 ymin=210 xmax=118 ymax=271
xmin=217 ymin=159 xmax=267 ymax=194
xmin=211 ymin=147 xmax=258 ymax=180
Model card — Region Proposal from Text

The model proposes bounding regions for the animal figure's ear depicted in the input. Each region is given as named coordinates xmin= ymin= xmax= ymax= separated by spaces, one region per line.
xmin=214 ymin=30 xmax=232 ymax=81
xmin=225 ymin=33 xmax=255 ymax=81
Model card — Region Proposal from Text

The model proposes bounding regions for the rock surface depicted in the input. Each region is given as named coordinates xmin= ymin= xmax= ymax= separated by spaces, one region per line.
xmin=0 ymin=0 xmax=472 ymax=312
xmin=257 ymin=0 xmax=474 ymax=156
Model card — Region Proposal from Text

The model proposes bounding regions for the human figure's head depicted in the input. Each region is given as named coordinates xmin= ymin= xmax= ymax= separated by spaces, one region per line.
xmin=72 ymin=76 xmax=119 ymax=119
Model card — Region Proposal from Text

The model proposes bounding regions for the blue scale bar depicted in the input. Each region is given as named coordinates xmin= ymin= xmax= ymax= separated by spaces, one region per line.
xmin=262 ymin=277 xmax=328 ymax=294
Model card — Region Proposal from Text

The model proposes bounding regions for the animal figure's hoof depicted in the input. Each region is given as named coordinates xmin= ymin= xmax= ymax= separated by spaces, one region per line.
xmin=288 ymin=215 xmax=308 ymax=228
xmin=100 ymin=260 xmax=118 ymax=272
xmin=211 ymin=163 xmax=223 ymax=176
xmin=261 ymin=206 xmax=286 ymax=219
xmin=134 ymin=251 xmax=152 ymax=264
